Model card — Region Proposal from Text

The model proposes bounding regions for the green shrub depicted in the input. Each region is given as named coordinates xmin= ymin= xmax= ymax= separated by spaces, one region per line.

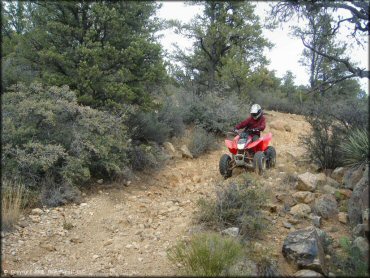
xmin=127 ymin=143 xmax=166 ymax=171
xmin=177 ymin=92 xmax=245 ymax=134
xmin=300 ymin=108 xmax=345 ymax=169
xmin=2 ymin=83 xmax=129 ymax=192
xmin=197 ymin=182 xmax=269 ymax=239
xmin=188 ymin=126 xmax=217 ymax=158
xmin=126 ymin=110 xmax=171 ymax=144
xmin=330 ymin=236 xmax=369 ymax=277
xmin=340 ymin=129 xmax=369 ymax=167
xmin=168 ymin=232 xmax=243 ymax=276
xmin=158 ymin=95 xmax=185 ymax=137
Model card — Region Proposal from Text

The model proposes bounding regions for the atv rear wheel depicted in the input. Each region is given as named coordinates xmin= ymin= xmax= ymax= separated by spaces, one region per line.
xmin=265 ymin=146 xmax=276 ymax=168
xmin=253 ymin=151 xmax=266 ymax=175
xmin=219 ymin=154 xmax=232 ymax=179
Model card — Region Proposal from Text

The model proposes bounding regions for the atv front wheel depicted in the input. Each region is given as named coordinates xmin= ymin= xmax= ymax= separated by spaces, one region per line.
xmin=219 ymin=154 xmax=232 ymax=179
xmin=265 ymin=146 xmax=276 ymax=168
xmin=253 ymin=151 xmax=266 ymax=175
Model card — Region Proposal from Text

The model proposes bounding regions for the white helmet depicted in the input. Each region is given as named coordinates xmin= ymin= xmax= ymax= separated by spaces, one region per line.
xmin=250 ymin=104 xmax=262 ymax=120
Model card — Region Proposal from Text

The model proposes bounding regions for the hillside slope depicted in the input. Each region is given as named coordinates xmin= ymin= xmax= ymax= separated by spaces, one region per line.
xmin=1 ymin=111 xmax=351 ymax=276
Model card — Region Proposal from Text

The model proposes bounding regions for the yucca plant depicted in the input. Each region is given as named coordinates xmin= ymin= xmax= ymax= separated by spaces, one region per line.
xmin=2 ymin=180 xmax=26 ymax=231
xmin=168 ymin=232 xmax=243 ymax=276
xmin=340 ymin=129 xmax=369 ymax=167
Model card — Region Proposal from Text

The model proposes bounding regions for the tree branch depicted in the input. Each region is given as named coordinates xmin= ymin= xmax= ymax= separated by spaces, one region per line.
xmin=301 ymin=37 xmax=370 ymax=79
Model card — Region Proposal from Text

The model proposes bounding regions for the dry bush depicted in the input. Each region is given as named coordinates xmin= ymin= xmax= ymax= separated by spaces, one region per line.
xmin=197 ymin=181 xmax=269 ymax=240
xmin=2 ymin=180 xmax=25 ymax=231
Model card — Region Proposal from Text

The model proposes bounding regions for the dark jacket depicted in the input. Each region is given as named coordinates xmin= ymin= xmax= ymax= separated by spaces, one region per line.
xmin=235 ymin=114 xmax=266 ymax=136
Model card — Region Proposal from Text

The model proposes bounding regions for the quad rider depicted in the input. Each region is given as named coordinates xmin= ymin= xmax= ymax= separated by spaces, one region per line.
xmin=234 ymin=104 xmax=266 ymax=142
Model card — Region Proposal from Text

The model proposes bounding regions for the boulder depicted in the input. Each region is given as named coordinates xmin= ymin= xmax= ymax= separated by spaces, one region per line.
xmin=313 ymin=194 xmax=338 ymax=219
xmin=180 ymin=145 xmax=193 ymax=159
xmin=331 ymin=167 xmax=345 ymax=183
xmin=296 ymin=172 xmax=319 ymax=192
xmin=338 ymin=212 xmax=348 ymax=224
xmin=322 ymin=185 xmax=336 ymax=195
xmin=221 ymin=227 xmax=239 ymax=237
xmin=348 ymin=166 xmax=369 ymax=227
xmin=294 ymin=269 xmax=323 ymax=277
xmin=311 ymin=215 xmax=321 ymax=228
xmin=31 ymin=208 xmax=43 ymax=215
xmin=353 ymin=223 xmax=368 ymax=237
xmin=276 ymin=193 xmax=297 ymax=208
xmin=163 ymin=142 xmax=176 ymax=154
xmin=344 ymin=165 xmax=366 ymax=190
xmin=353 ymin=236 xmax=369 ymax=258
xmin=324 ymin=177 xmax=340 ymax=188
xmin=224 ymin=258 xmax=258 ymax=276
xmin=290 ymin=204 xmax=311 ymax=217
xmin=292 ymin=191 xmax=315 ymax=204
xmin=335 ymin=189 xmax=352 ymax=200
xmin=282 ymin=227 xmax=328 ymax=275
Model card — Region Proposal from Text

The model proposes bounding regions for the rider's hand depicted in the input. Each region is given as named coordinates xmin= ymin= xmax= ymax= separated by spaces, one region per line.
xmin=233 ymin=128 xmax=237 ymax=133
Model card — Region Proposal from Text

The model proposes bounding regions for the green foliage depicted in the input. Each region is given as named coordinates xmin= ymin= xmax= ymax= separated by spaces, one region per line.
xmin=188 ymin=126 xmax=217 ymax=158
xmin=178 ymin=92 xmax=245 ymax=134
xmin=3 ymin=2 xmax=167 ymax=110
xmin=2 ymin=83 xmax=129 ymax=191
xmin=197 ymin=181 xmax=269 ymax=239
xmin=126 ymin=111 xmax=171 ymax=144
xmin=340 ymin=129 xmax=369 ymax=167
xmin=330 ymin=236 xmax=369 ymax=277
xmin=172 ymin=1 xmax=270 ymax=91
xmin=127 ymin=143 xmax=166 ymax=172
xmin=168 ymin=232 xmax=243 ymax=276
xmin=300 ymin=107 xmax=345 ymax=169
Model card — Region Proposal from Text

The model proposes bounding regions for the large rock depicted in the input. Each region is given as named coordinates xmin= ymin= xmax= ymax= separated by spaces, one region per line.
xmin=296 ymin=172 xmax=319 ymax=192
xmin=313 ymin=194 xmax=338 ymax=219
xmin=344 ymin=165 xmax=366 ymax=190
xmin=282 ymin=227 xmax=328 ymax=275
xmin=322 ymin=184 xmax=336 ymax=195
xmin=292 ymin=191 xmax=315 ymax=204
xmin=348 ymin=166 xmax=369 ymax=227
xmin=163 ymin=142 xmax=176 ymax=154
xmin=276 ymin=193 xmax=297 ymax=208
xmin=353 ymin=236 xmax=369 ymax=258
xmin=294 ymin=269 xmax=323 ymax=277
xmin=331 ymin=167 xmax=345 ymax=183
xmin=221 ymin=227 xmax=239 ymax=237
xmin=290 ymin=204 xmax=311 ymax=217
xmin=180 ymin=145 xmax=193 ymax=159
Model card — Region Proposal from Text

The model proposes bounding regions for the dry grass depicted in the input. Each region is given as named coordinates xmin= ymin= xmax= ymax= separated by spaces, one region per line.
xmin=2 ymin=180 xmax=25 ymax=231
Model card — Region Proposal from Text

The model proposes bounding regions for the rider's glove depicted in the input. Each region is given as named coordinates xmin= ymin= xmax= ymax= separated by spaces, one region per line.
xmin=233 ymin=128 xmax=237 ymax=133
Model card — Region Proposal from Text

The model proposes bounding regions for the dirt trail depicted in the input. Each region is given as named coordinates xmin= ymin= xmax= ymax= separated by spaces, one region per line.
xmin=1 ymin=111 xmax=350 ymax=276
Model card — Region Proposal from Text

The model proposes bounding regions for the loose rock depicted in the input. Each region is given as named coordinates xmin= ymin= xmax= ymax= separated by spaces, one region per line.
xmin=313 ymin=194 xmax=338 ymax=219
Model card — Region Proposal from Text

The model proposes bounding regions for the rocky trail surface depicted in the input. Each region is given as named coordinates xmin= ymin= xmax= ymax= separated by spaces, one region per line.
xmin=2 ymin=111 xmax=352 ymax=276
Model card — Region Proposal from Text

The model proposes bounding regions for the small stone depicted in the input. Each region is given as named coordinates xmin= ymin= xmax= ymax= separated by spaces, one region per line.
xmin=31 ymin=208 xmax=43 ymax=215
xmin=338 ymin=212 xmax=348 ymax=224
xmin=283 ymin=222 xmax=292 ymax=229
xmin=97 ymin=179 xmax=103 ymax=184
xmin=294 ymin=269 xmax=323 ymax=277
xmin=312 ymin=215 xmax=322 ymax=228
xmin=40 ymin=243 xmax=56 ymax=252
xmin=80 ymin=203 xmax=88 ymax=207
xmin=93 ymin=255 xmax=100 ymax=260
xmin=290 ymin=203 xmax=311 ymax=217
xmin=221 ymin=227 xmax=240 ymax=237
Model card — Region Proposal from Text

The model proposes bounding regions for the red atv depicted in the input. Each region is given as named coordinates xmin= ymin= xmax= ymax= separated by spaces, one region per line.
xmin=219 ymin=129 xmax=276 ymax=178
